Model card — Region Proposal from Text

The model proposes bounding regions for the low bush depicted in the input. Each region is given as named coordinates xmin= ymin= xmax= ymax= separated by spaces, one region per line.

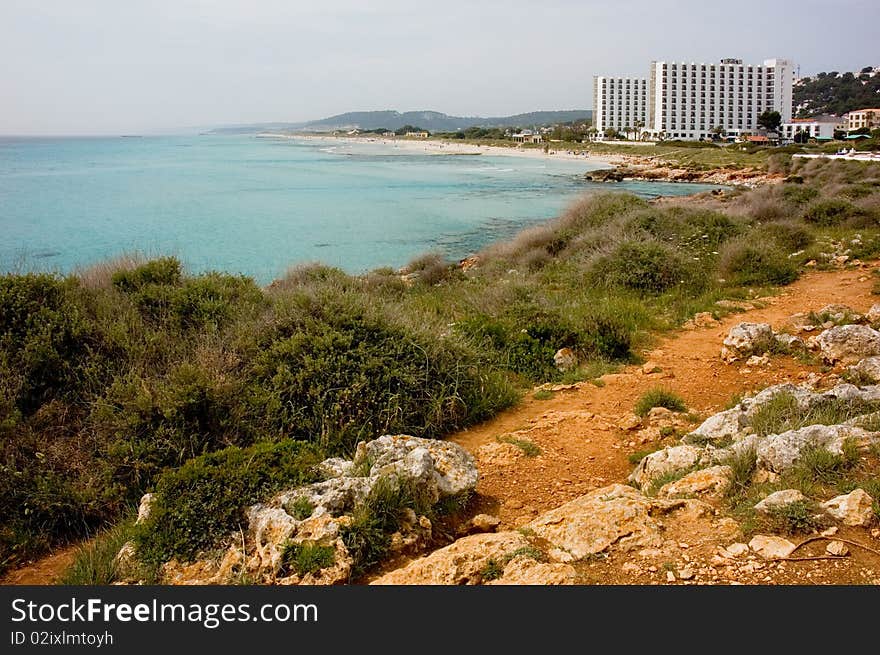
xmin=719 ymin=238 xmax=799 ymax=286
xmin=135 ymin=439 xmax=323 ymax=566
xmin=752 ymin=222 xmax=813 ymax=252
xmin=589 ymin=240 xmax=696 ymax=294
xmin=802 ymin=199 xmax=866 ymax=226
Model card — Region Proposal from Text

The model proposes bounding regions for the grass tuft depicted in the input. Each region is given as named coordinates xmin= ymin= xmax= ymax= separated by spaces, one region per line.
xmin=634 ymin=387 xmax=687 ymax=417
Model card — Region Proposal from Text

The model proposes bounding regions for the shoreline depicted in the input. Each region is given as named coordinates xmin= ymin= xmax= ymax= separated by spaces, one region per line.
xmin=258 ymin=132 xmax=776 ymax=186
xmin=257 ymin=132 xmax=620 ymax=166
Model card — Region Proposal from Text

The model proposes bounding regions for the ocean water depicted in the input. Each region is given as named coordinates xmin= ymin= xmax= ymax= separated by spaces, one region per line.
xmin=0 ymin=135 xmax=721 ymax=284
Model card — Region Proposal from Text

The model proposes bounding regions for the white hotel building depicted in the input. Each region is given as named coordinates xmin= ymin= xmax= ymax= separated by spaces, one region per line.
xmin=594 ymin=58 xmax=795 ymax=141
xmin=592 ymin=76 xmax=649 ymax=135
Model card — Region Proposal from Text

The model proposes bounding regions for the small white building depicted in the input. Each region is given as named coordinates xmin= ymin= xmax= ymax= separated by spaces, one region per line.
xmin=511 ymin=130 xmax=544 ymax=144
xmin=781 ymin=117 xmax=842 ymax=142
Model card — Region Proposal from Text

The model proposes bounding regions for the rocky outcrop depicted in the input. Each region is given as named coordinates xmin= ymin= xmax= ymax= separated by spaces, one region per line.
xmin=821 ymin=489 xmax=876 ymax=526
xmin=658 ymin=465 xmax=731 ymax=498
xmin=526 ymin=484 xmax=668 ymax=561
xmin=628 ymin=445 xmax=708 ymax=489
xmin=720 ymin=323 xmax=774 ymax=363
xmin=754 ymin=489 xmax=807 ymax=513
xmin=809 ymin=324 xmax=880 ymax=364
xmin=849 ymin=356 xmax=880 ymax=383
xmin=684 ymin=408 xmax=745 ymax=445
xmin=756 ymin=425 xmax=875 ymax=473
xmin=486 ymin=557 xmax=578 ymax=585
xmin=137 ymin=435 xmax=479 ymax=585
xmin=370 ymin=532 xmax=532 ymax=585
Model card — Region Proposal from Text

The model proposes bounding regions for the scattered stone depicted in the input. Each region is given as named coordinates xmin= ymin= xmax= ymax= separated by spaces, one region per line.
xmin=784 ymin=312 xmax=817 ymax=332
xmin=666 ymin=570 xmax=676 ymax=582
xmin=641 ymin=361 xmax=662 ymax=374
xmin=866 ymin=304 xmax=880 ymax=324
xmin=725 ymin=542 xmax=749 ymax=558
xmin=749 ymin=535 xmax=797 ymax=560
xmin=647 ymin=406 xmax=675 ymax=423
xmin=618 ymin=414 xmax=642 ymax=431
xmin=774 ymin=332 xmax=806 ymax=352
xmin=754 ymin=489 xmax=807 ymax=513
xmin=826 ymin=541 xmax=850 ymax=557
xmin=658 ymin=465 xmax=732 ymax=499
xmin=821 ymin=526 xmax=839 ymax=537
xmin=468 ymin=514 xmax=501 ymax=534
xmin=720 ymin=322 xmax=774 ymax=363
xmin=746 ymin=354 xmax=770 ymax=367
xmin=821 ymin=489 xmax=876 ymax=526
xmin=678 ymin=567 xmax=695 ymax=580
xmin=553 ymin=347 xmax=578 ymax=372
xmin=809 ymin=324 xmax=880 ymax=364
xmin=683 ymin=312 xmax=719 ymax=330
xmin=476 ymin=441 xmax=523 ymax=467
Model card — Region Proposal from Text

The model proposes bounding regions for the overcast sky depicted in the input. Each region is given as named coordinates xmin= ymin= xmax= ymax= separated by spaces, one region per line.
xmin=2 ymin=0 xmax=878 ymax=135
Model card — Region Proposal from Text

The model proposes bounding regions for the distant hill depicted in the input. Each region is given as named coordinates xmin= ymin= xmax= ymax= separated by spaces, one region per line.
xmin=208 ymin=110 xmax=592 ymax=135
xmin=794 ymin=67 xmax=880 ymax=117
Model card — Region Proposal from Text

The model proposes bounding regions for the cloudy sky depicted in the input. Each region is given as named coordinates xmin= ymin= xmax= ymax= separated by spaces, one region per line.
xmin=2 ymin=0 xmax=878 ymax=135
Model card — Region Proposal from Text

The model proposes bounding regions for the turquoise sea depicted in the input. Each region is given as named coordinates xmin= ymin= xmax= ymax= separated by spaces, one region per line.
xmin=0 ymin=135 xmax=720 ymax=284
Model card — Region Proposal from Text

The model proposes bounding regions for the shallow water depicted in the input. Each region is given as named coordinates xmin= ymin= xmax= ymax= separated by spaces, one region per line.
xmin=0 ymin=135 xmax=721 ymax=283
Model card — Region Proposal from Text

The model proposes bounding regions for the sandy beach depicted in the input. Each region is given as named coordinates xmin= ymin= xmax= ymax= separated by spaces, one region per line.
xmin=257 ymin=132 xmax=620 ymax=166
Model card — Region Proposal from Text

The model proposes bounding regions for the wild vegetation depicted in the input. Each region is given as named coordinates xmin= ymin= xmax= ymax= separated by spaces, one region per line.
xmin=794 ymin=67 xmax=880 ymax=117
xmin=2 ymin=156 xmax=880 ymax=575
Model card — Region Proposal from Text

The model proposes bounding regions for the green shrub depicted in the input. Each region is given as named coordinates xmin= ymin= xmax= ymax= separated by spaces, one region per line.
xmin=245 ymin=302 xmax=515 ymax=449
xmin=480 ymin=558 xmax=504 ymax=581
xmin=340 ymin=475 xmax=434 ymax=578
xmin=113 ymin=259 xmax=264 ymax=329
xmin=752 ymin=222 xmax=813 ymax=252
xmin=634 ymin=388 xmax=687 ymax=417
xmin=722 ymin=446 xmax=757 ymax=500
xmin=281 ymin=541 xmax=336 ymax=576
xmin=91 ymin=364 xmax=237 ymax=499
xmin=287 ymin=496 xmax=316 ymax=521
xmin=763 ymin=499 xmax=823 ymax=535
xmin=0 ymin=274 xmax=94 ymax=414
xmin=589 ymin=241 xmax=695 ymax=294
xmin=802 ymin=199 xmax=863 ymax=226
xmin=135 ymin=439 xmax=323 ymax=566
xmin=719 ymin=238 xmax=799 ymax=286
xmin=781 ymin=185 xmax=819 ymax=205
xmin=111 ymin=257 xmax=182 ymax=292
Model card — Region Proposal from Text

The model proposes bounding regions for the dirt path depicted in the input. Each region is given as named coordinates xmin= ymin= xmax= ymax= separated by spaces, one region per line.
xmin=451 ymin=264 xmax=879 ymax=530
xmin=1 ymin=544 xmax=79 ymax=585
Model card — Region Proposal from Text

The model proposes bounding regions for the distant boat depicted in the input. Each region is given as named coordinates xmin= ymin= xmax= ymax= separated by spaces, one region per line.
xmin=119 ymin=135 xmax=142 ymax=138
